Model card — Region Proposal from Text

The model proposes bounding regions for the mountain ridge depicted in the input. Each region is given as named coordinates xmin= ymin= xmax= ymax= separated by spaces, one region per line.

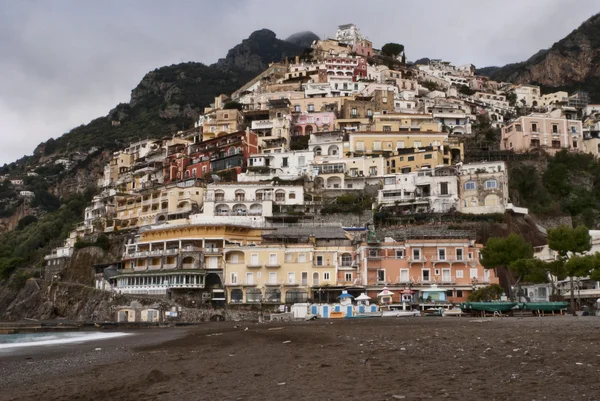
xmin=478 ymin=12 xmax=600 ymax=100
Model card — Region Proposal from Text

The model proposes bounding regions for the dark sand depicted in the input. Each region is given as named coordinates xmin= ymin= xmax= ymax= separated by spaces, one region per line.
xmin=1 ymin=317 xmax=599 ymax=401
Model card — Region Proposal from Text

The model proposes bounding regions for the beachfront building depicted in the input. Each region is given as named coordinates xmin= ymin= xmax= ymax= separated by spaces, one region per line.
xmin=224 ymin=226 xmax=356 ymax=304
xmin=110 ymin=223 xmax=263 ymax=301
xmin=361 ymin=234 xmax=497 ymax=304
xmin=501 ymin=112 xmax=584 ymax=153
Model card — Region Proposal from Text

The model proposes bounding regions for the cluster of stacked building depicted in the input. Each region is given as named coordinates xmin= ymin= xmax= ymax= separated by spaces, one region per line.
xmin=40 ymin=23 xmax=600 ymax=310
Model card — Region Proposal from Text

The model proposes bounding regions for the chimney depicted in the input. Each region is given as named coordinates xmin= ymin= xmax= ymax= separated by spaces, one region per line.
xmin=295 ymin=55 xmax=299 ymax=64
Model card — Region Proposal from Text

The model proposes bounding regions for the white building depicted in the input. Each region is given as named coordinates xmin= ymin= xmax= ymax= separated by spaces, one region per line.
xmin=194 ymin=182 xmax=305 ymax=226
xmin=19 ymin=191 xmax=35 ymax=198
xmin=309 ymin=131 xmax=347 ymax=158
xmin=512 ymin=85 xmax=541 ymax=107
xmin=377 ymin=167 xmax=459 ymax=213
xmin=335 ymin=23 xmax=365 ymax=47
xmin=312 ymin=155 xmax=386 ymax=190
xmin=238 ymin=151 xmax=314 ymax=182
xmin=431 ymin=103 xmax=472 ymax=135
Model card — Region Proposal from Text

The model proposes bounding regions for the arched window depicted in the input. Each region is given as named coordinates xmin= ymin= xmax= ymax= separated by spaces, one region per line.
xmin=306 ymin=125 xmax=313 ymax=135
xmin=184 ymin=171 xmax=190 ymax=178
xmin=215 ymin=204 xmax=230 ymax=216
xmin=464 ymin=181 xmax=477 ymax=190
xmin=285 ymin=289 xmax=308 ymax=303
xmin=275 ymin=190 xmax=286 ymax=202
xmin=246 ymin=288 xmax=262 ymax=303
xmin=341 ymin=253 xmax=352 ymax=266
xmin=312 ymin=272 xmax=319 ymax=286
xmin=235 ymin=190 xmax=245 ymax=201
xmin=230 ymin=289 xmax=243 ymax=303
xmin=328 ymin=145 xmax=339 ymax=156
xmin=314 ymin=146 xmax=322 ymax=156
xmin=484 ymin=179 xmax=498 ymax=189
xmin=214 ymin=190 xmax=225 ymax=201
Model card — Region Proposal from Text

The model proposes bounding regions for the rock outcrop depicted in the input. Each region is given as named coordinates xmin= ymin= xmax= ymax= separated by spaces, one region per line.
xmin=214 ymin=29 xmax=306 ymax=82
xmin=479 ymin=13 xmax=600 ymax=99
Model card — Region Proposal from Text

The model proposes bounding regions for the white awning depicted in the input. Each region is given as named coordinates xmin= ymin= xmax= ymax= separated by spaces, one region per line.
xmin=563 ymin=288 xmax=600 ymax=298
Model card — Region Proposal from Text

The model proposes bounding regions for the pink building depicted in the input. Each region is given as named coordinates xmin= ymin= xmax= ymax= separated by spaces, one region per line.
xmin=353 ymin=39 xmax=373 ymax=58
xmin=323 ymin=56 xmax=367 ymax=80
xmin=293 ymin=112 xmax=336 ymax=136
xmin=501 ymin=113 xmax=583 ymax=154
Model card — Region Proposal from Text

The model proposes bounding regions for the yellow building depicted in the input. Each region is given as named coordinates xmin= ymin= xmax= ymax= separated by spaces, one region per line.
xmin=115 ymin=224 xmax=263 ymax=299
xmin=224 ymin=226 xmax=355 ymax=304
xmin=372 ymin=113 xmax=441 ymax=132
xmin=385 ymin=146 xmax=448 ymax=174
xmin=108 ymin=181 xmax=205 ymax=232
xmin=202 ymin=109 xmax=245 ymax=139
xmin=345 ymin=132 xmax=464 ymax=172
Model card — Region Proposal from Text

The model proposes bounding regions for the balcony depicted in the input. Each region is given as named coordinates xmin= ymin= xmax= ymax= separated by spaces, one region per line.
xmin=313 ymin=262 xmax=334 ymax=268
xmin=204 ymin=248 xmax=222 ymax=254
xmin=168 ymin=282 xmax=205 ymax=289
xmin=430 ymin=255 xmax=467 ymax=263
xmin=251 ymin=120 xmax=274 ymax=130
xmin=226 ymin=281 xmax=257 ymax=287
xmin=366 ymin=253 xmax=383 ymax=260
xmin=247 ymin=262 xmax=263 ymax=268
xmin=407 ymin=256 xmax=427 ymax=263
xmin=265 ymin=262 xmax=281 ymax=268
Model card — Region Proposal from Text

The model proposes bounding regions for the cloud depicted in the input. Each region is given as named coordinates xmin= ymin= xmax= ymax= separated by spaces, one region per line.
xmin=1 ymin=0 xmax=599 ymax=165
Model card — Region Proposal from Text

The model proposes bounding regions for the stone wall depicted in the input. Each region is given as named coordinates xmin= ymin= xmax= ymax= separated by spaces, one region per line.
xmin=535 ymin=215 xmax=573 ymax=230
xmin=315 ymin=210 xmax=373 ymax=227
xmin=0 ymin=278 xmax=271 ymax=323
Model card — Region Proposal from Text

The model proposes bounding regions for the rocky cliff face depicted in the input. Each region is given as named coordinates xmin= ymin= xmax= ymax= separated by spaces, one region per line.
xmin=214 ymin=29 xmax=307 ymax=82
xmin=0 ymin=202 xmax=29 ymax=235
xmin=479 ymin=13 xmax=600 ymax=99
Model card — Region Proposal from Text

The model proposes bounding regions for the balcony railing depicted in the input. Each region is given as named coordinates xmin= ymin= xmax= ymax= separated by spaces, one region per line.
xmin=430 ymin=255 xmax=467 ymax=263
xmin=312 ymin=262 xmax=335 ymax=268
xmin=204 ymin=248 xmax=222 ymax=254
xmin=407 ymin=256 xmax=428 ymax=263
xmin=247 ymin=262 xmax=263 ymax=268
xmin=265 ymin=262 xmax=281 ymax=268
xmin=207 ymin=197 xmax=272 ymax=202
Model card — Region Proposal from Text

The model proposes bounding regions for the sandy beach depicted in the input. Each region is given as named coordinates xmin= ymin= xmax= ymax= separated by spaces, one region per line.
xmin=1 ymin=317 xmax=599 ymax=401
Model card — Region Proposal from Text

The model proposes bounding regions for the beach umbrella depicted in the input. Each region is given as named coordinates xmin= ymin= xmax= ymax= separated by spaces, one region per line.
xmin=355 ymin=293 xmax=371 ymax=301
xmin=377 ymin=287 xmax=395 ymax=297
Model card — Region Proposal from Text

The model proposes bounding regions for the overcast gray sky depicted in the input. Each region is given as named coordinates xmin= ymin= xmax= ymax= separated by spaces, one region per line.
xmin=1 ymin=0 xmax=598 ymax=165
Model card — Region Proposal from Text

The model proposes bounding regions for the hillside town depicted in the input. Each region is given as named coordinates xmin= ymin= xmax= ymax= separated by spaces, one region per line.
xmin=28 ymin=23 xmax=600 ymax=321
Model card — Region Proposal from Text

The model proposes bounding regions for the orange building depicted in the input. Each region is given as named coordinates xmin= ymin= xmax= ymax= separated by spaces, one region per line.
xmin=362 ymin=236 xmax=498 ymax=304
